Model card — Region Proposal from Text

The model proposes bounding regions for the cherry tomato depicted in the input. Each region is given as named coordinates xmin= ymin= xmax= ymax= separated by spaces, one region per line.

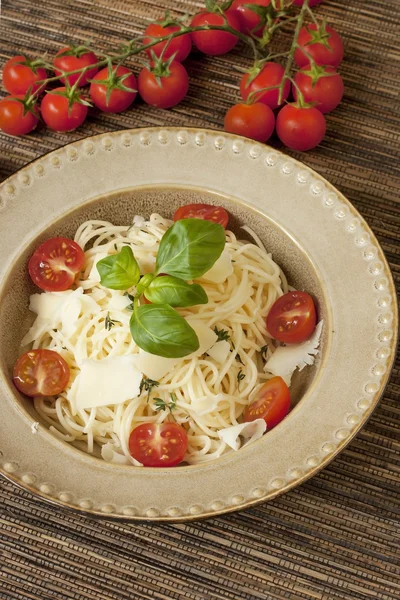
xmin=293 ymin=66 xmax=344 ymax=114
xmin=28 ymin=237 xmax=85 ymax=292
xmin=294 ymin=24 xmax=344 ymax=68
xmin=2 ymin=55 xmax=47 ymax=95
xmin=240 ymin=62 xmax=290 ymax=110
xmin=138 ymin=61 xmax=189 ymax=109
xmin=53 ymin=46 xmax=98 ymax=86
xmin=129 ymin=422 xmax=188 ymax=467
xmin=231 ymin=0 xmax=271 ymax=35
xmin=292 ymin=0 xmax=324 ymax=6
xmin=13 ymin=349 xmax=70 ymax=397
xmin=224 ymin=102 xmax=275 ymax=143
xmin=276 ymin=104 xmax=326 ymax=151
xmin=89 ymin=66 xmax=137 ymax=113
xmin=143 ymin=22 xmax=192 ymax=62
xmin=41 ymin=87 xmax=88 ymax=132
xmin=244 ymin=376 xmax=290 ymax=429
xmin=173 ymin=204 xmax=229 ymax=228
xmin=190 ymin=10 xmax=241 ymax=56
xmin=267 ymin=291 xmax=317 ymax=344
xmin=0 ymin=96 xmax=39 ymax=136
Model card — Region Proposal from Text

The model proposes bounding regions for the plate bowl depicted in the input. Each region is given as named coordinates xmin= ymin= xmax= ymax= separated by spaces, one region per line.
xmin=0 ymin=128 xmax=397 ymax=521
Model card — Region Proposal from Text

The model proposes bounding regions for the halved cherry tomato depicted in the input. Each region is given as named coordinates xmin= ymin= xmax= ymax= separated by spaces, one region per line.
xmin=267 ymin=291 xmax=316 ymax=344
xmin=244 ymin=376 xmax=290 ymax=429
xmin=129 ymin=422 xmax=188 ymax=467
xmin=13 ymin=349 xmax=70 ymax=397
xmin=173 ymin=204 xmax=229 ymax=228
xmin=28 ymin=237 xmax=85 ymax=292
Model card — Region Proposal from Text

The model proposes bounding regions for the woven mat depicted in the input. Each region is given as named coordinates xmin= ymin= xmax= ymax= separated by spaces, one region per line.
xmin=1 ymin=1 xmax=399 ymax=599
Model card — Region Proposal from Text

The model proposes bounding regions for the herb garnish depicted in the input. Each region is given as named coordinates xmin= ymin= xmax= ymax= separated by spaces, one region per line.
xmin=235 ymin=353 xmax=245 ymax=365
xmin=237 ymin=369 xmax=245 ymax=390
xmin=139 ymin=377 xmax=160 ymax=402
xmin=213 ymin=327 xmax=231 ymax=342
xmin=153 ymin=393 xmax=177 ymax=413
xmin=104 ymin=312 xmax=121 ymax=331
xmin=260 ymin=344 xmax=269 ymax=359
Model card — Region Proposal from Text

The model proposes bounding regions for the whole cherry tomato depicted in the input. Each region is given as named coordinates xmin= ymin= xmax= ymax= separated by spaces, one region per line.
xmin=292 ymin=0 xmax=324 ymax=6
xmin=143 ymin=21 xmax=192 ymax=62
xmin=224 ymin=102 xmax=275 ymax=143
xmin=293 ymin=65 xmax=344 ymax=114
xmin=41 ymin=87 xmax=88 ymax=132
xmin=0 ymin=96 xmax=39 ymax=136
xmin=276 ymin=104 xmax=326 ymax=151
xmin=53 ymin=45 xmax=98 ymax=86
xmin=231 ymin=0 xmax=271 ymax=35
xmin=138 ymin=60 xmax=189 ymax=109
xmin=294 ymin=24 xmax=344 ymax=68
xmin=89 ymin=65 xmax=137 ymax=113
xmin=2 ymin=55 xmax=47 ymax=95
xmin=190 ymin=10 xmax=241 ymax=56
xmin=240 ymin=62 xmax=290 ymax=110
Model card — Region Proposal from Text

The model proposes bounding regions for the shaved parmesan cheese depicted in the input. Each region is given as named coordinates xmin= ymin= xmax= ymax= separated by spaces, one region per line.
xmin=191 ymin=393 xmax=225 ymax=415
xmin=89 ymin=252 xmax=108 ymax=282
xmin=264 ymin=320 xmax=323 ymax=386
xmin=133 ymin=215 xmax=146 ymax=227
xmin=218 ymin=419 xmax=267 ymax=451
xmin=30 ymin=290 xmax=73 ymax=318
xmin=207 ymin=340 xmax=231 ymax=364
xmin=109 ymin=290 xmax=132 ymax=311
xmin=101 ymin=442 xmax=141 ymax=466
xmin=133 ymin=321 xmax=218 ymax=381
xmin=75 ymin=356 xmax=142 ymax=410
xmin=201 ymin=250 xmax=233 ymax=284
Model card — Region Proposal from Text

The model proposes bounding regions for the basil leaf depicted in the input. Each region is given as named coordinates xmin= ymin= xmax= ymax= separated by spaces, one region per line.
xmin=130 ymin=304 xmax=199 ymax=358
xmin=155 ymin=219 xmax=226 ymax=279
xmin=97 ymin=246 xmax=140 ymax=290
xmin=144 ymin=275 xmax=208 ymax=308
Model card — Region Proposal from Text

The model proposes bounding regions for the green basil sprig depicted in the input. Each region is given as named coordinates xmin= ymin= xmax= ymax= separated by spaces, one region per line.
xmin=97 ymin=246 xmax=140 ymax=290
xmin=144 ymin=275 xmax=208 ymax=308
xmin=155 ymin=218 xmax=226 ymax=279
xmin=96 ymin=218 xmax=226 ymax=358
xmin=130 ymin=304 xmax=199 ymax=358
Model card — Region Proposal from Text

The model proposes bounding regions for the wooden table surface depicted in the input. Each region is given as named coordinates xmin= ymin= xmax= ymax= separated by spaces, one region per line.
xmin=0 ymin=1 xmax=399 ymax=599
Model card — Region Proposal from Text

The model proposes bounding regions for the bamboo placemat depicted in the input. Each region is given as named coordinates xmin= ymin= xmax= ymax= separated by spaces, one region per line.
xmin=0 ymin=1 xmax=399 ymax=599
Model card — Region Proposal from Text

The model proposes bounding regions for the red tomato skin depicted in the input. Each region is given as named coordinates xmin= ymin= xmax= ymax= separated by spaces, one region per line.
xmin=267 ymin=291 xmax=317 ymax=344
xmin=89 ymin=66 xmax=137 ymax=113
xmin=28 ymin=237 xmax=85 ymax=292
xmin=293 ymin=67 xmax=344 ymax=114
xmin=0 ymin=96 xmax=39 ymax=136
xmin=231 ymin=0 xmax=271 ymax=35
xmin=224 ymin=102 xmax=275 ymax=143
xmin=41 ymin=87 xmax=88 ymax=132
xmin=294 ymin=25 xmax=344 ymax=68
xmin=276 ymin=104 xmax=326 ymax=151
xmin=292 ymin=0 xmax=323 ymax=6
xmin=244 ymin=376 xmax=290 ymax=429
xmin=3 ymin=55 xmax=47 ymax=95
xmin=138 ymin=61 xmax=189 ymax=109
xmin=129 ymin=422 xmax=188 ymax=467
xmin=143 ymin=23 xmax=192 ymax=62
xmin=13 ymin=349 xmax=70 ymax=397
xmin=53 ymin=47 xmax=98 ymax=86
xmin=240 ymin=62 xmax=290 ymax=110
xmin=173 ymin=204 xmax=229 ymax=228
xmin=190 ymin=10 xmax=241 ymax=56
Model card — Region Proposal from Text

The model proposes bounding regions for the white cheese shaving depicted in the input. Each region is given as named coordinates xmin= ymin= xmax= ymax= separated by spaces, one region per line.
xmin=207 ymin=340 xmax=231 ymax=364
xmin=218 ymin=419 xmax=267 ymax=451
xmin=133 ymin=321 xmax=218 ymax=381
xmin=264 ymin=320 xmax=324 ymax=386
xmin=191 ymin=393 xmax=225 ymax=415
xmin=200 ymin=250 xmax=233 ymax=284
xmin=89 ymin=252 xmax=108 ymax=283
xmin=75 ymin=355 xmax=142 ymax=410
xmin=108 ymin=290 xmax=132 ymax=311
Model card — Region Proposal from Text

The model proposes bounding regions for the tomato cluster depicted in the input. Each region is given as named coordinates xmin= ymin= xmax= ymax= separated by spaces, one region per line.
xmin=0 ymin=1 xmax=344 ymax=152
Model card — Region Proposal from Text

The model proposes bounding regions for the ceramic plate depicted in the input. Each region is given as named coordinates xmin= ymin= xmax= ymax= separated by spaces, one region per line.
xmin=0 ymin=128 xmax=397 ymax=521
